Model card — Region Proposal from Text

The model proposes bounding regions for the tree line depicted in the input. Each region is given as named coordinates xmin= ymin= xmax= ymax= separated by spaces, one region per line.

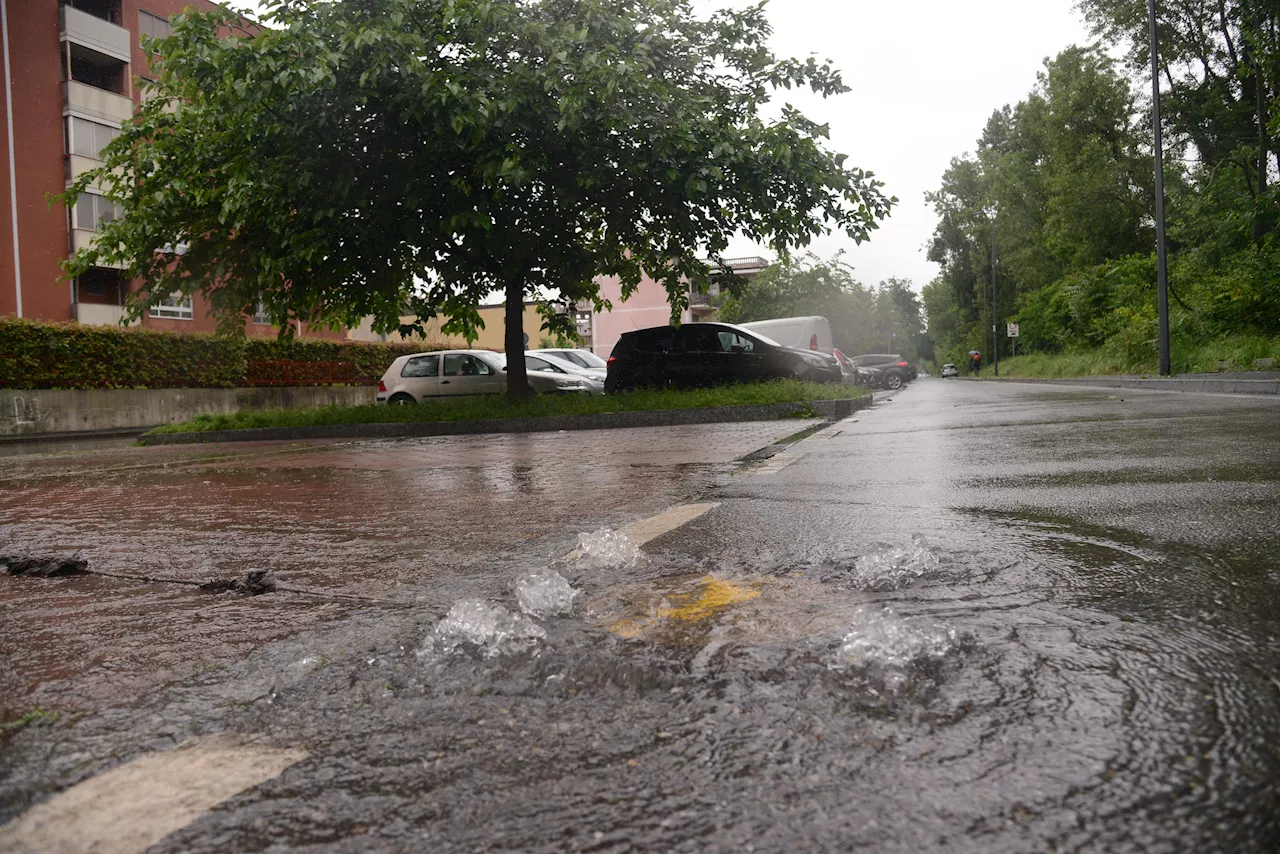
xmin=924 ymin=0 xmax=1280 ymax=370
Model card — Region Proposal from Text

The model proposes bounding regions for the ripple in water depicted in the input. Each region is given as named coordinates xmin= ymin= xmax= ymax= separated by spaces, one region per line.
xmin=829 ymin=606 xmax=961 ymax=689
xmin=420 ymin=599 xmax=546 ymax=659
xmin=575 ymin=527 xmax=644 ymax=569
xmin=515 ymin=570 xmax=578 ymax=619
xmin=849 ymin=536 xmax=941 ymax=590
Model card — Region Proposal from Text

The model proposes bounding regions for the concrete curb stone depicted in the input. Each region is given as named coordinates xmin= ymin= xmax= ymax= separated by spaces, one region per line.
xmin=978 ymin=376 xmax=1280 ymax=396
xmin=139 ymin=396 xmax=872 ymax=446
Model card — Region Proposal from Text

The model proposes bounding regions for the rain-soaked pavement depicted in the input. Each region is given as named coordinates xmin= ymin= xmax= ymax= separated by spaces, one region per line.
xmin=2 ymin=380 xmax=1279 ymax=852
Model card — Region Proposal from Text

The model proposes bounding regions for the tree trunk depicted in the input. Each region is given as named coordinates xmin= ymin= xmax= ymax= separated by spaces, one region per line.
xmin=504 ymin=275 xmax=533 ymax=401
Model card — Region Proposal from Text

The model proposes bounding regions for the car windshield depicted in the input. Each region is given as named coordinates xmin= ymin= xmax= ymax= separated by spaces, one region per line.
xmin=556 ymin=350 xmax=607 ymax=368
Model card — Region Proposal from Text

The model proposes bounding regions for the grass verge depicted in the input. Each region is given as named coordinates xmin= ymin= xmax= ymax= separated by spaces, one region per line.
xmin=985 ymin=333 xmax=1280 ymax=378
xmin=147 ymin=380 xmax=863 ymax=435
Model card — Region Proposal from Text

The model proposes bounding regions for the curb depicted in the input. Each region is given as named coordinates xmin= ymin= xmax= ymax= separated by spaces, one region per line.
xmin=138 ymin=396 xmax=872 ymax=445
xmin=977 ymin=376 xmax=1280 ymax=396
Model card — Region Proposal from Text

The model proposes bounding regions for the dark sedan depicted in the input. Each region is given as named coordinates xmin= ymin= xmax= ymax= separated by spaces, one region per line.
xmin=605 ymin=322 xmax=843 ymax=392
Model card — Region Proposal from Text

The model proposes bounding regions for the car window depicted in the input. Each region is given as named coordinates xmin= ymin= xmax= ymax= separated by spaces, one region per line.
xmin=526 ymin=356 xmax=563 ymax=373
xmin=680 ymin=327 xmax=725 ymax=353
xmin=552 ymin=351 xmax=588 ymax=367
xmin=443 ymin=354 xmax=492 ymax=376
xmin=628 ymin=328 xmax=675 ymax=353
xmin=717 ymin=331 xmax=755 ymax=353
xmin=400 ymin=354 xmax=440 ymax=378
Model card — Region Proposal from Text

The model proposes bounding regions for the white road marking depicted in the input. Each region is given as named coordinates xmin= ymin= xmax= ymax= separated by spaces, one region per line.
xmin=0 ymin=740 xmax=307 ymax=854
xmin=620 ymin=502 xmax=719 ymax=547
xmin=750 ymin=452 xmax=805 ymax=475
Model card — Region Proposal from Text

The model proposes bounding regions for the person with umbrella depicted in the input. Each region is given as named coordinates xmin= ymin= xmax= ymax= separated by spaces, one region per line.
xmin=969 ymin=350 xmax=982 ymax=376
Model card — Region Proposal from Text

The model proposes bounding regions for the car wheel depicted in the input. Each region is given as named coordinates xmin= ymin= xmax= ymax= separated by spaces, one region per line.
xmin=884 ymin=371 xmax=903 ymax=390
xmin=387 ymin=392 xmax=416 ymax=405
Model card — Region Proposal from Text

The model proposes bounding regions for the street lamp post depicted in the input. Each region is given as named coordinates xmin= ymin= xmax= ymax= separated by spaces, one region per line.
xmin=990 ymin=207 xmax=999 ymax=377
xmin=1149 ymin=0 xmax=1171 ymax=375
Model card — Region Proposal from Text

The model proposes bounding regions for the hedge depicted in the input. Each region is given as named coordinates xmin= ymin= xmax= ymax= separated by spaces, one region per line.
xmin=0 ymin=316 xmax=451 ymax=390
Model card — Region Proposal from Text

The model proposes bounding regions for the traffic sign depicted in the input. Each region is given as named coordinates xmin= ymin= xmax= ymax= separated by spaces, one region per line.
xmin=1007 ymin=323 xmax=1020 ymax=338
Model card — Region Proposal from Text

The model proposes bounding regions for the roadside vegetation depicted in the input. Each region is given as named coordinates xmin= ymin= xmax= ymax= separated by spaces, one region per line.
xmin=983 ymin=334 xmax=1280 ymax=378
xmin=923 ymin=2 xmax=1280 ymax=375
xmin=147 ymin=381 xmax=864 ymax=435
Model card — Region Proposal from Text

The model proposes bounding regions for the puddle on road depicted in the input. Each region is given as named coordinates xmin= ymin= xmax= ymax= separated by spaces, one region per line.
xmin=6 ymin=513 xmax=1280 ymax=853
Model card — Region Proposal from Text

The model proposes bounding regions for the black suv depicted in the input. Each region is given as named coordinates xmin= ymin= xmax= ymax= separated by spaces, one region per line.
xmin=605 ymin=322 xmax=843 ymax=392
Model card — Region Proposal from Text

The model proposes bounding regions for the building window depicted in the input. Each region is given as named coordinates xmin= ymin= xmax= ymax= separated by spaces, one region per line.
xmin=251 ymin=303 xmax=271 ymax=325
xmin=67 ymin=43 xmax=126 ymax=94
xmin=72 ymin=193 xmax=121 ymax=232
xmin=139 ymin=10 xmax=172 ymax=42
xmin=149 ymin=294 xmax=193 ymax=320
xmin=67 ymin=116 xmax=121 ymax=160
xmin=75 ymin=268 xmax=124 ymax=305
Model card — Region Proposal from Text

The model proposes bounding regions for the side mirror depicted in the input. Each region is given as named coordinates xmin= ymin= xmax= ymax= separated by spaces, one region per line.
xmin=731 ymin=344 xmax=746 ymax=354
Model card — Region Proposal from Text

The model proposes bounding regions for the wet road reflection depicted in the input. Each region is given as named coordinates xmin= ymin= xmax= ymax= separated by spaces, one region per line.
xmin=3 ymin=383 xmax=1279 ymax=852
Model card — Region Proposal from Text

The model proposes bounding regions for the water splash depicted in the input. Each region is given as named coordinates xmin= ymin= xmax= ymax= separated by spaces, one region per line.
xmin=850 ymin=536 xmax=941 ymax=591
xmin=575 ymin=527 xmax=644 ymax=569
xmin=829 ymin=606 xmax=959 ymax=688
xmin=515 ymin=570 xmax=579 ymax=619
xmin=421 ymin=599 xmax=546 ymax=659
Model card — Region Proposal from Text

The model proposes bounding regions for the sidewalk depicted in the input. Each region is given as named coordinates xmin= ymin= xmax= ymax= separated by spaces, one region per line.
xmin=975 ymin=372 xmax=1280 ymax=396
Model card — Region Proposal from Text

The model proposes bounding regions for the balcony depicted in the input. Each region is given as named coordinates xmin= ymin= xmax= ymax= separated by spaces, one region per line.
xmin=60 ymin=4 xmax=132 ymax=64
xmin=73 ymin=302 xmax=132 ymax=326
xmin=70 ymin=229 xmax=124 ymax=268
xmin=64 ymin=80 xmax=134 ymax=125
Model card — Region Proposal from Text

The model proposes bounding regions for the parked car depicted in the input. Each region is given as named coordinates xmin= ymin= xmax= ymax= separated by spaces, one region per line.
xmin=604 ymin=322 xmax=843 ymax=392
xmin=739 ymin=316 xmax=833 ymax=352
xmin=523 ymin=352 xmax=605 ymax=394
xmin=941 ymin=363 xmax=959 ymax=378
xmin=848 ymin=353 xmax=914 ymax=390
xmin=530 ymin=348 xmax=609 ymax=373
xmin=833 ymin=348 xmax=878 ymax=387
xmin=377 ymin=350 xmax=590 ymax=404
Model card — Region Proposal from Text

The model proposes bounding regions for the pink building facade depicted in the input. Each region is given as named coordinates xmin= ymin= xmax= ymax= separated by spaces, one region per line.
xmin=589 ymin=257 xmax=767 ymax=357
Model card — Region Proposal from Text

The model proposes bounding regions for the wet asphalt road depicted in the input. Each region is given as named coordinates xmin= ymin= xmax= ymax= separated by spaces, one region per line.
xmin=3 ymin=379 xmax=1280 ymax=853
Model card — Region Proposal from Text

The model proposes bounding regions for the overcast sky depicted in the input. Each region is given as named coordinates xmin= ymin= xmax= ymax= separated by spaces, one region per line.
xmin=707 ymin=0 xmax=1096 ymax=291
xmin=232 ymin=0 xmax=1096 ymax=293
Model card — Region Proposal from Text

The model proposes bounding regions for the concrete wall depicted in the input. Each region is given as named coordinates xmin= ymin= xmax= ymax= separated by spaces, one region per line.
xmin=1 ymin=385 xmax=375 ymax=437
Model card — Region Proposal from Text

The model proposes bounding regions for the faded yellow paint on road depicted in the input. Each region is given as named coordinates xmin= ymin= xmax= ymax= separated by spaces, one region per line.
xmin=607 ymin=575 xmax=761 ymax=639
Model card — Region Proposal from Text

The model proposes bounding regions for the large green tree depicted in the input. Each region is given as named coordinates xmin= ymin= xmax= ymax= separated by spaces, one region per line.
xmin=923 ymin=46 xmax=1152 ymax=363
xmin=62 ymin=0 xmax=892 ymax=397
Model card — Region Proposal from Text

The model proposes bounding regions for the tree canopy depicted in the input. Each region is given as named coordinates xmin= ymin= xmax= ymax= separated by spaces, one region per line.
xmin=717 ymin=254 xmax=930 ymax=362
xmin=62 ymin=0 xmax=893 ymax=395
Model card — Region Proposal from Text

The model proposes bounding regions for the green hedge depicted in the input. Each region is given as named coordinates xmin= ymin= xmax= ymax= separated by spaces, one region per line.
xmin=0 ymin=317 xmax=448 ymax=390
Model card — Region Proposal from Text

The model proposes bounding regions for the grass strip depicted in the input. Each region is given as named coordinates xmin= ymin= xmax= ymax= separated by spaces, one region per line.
xmin=147 ymin=380 xmax=863 ymax=435
xmin=982 ymin=333 xmax=1280 ymax=379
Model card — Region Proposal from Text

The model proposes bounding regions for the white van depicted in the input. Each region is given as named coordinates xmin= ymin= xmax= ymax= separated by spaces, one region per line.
xmin=739 ymin=316 xmax=833 ymax=352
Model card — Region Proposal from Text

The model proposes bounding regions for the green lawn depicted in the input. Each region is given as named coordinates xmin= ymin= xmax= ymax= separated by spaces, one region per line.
xmin=975 ymin=333 xmax=1280 ymax=378
xmin=148 ymin=380 xmax=863 ymax=435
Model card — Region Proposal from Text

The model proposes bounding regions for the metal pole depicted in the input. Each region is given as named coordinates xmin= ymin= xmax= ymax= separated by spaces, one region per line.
xmin=1149 ymin=0 xmax=1171 ymax=375
xmin=991 ymin=210 xmax=998 ymax=377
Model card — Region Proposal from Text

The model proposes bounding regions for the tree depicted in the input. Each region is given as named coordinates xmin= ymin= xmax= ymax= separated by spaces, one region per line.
xmin=61 ymin=0 xmax=893 ymax=398
xmin=717 ymin=254 xmax=928 ymax=359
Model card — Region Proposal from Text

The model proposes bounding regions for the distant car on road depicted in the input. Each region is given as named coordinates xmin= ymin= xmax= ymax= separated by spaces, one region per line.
xmin=941 ymin=363 xmax=959 ymax=378
xmin=605 ymin=322 xmax=843 ymax=393
xmin=377 ymin=350 xmax=590 ymax=404
xmin=848 ymin=354 xmax=914 ymax=390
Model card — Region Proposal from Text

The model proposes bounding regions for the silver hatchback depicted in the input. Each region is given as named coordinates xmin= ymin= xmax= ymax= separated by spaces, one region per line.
xmin=377 ymin=350 xmax=590 ymax=404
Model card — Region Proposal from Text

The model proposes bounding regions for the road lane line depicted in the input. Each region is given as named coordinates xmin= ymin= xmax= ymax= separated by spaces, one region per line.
xmin=0 ymin=741 xmax=307 ymax=854
xmin=620 ymin=502 xmax=719 ymax=547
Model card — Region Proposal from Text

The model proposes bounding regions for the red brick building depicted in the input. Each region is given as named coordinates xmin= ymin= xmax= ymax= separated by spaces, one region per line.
xmin=0 ymin=0 xmax=332 ymax=337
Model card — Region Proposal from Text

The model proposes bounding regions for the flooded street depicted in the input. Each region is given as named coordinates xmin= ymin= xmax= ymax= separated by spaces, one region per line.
xmin=3 ymin=381 xmax=1280 ymax=852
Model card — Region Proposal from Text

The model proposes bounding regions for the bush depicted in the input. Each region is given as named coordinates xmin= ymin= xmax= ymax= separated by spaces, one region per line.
xmin=0 ymin=317 xmax=454 ymax=390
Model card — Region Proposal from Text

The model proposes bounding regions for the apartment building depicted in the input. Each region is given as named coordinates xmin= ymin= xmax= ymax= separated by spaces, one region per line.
xmin=0 ymin=0 xmax=314 ymax=336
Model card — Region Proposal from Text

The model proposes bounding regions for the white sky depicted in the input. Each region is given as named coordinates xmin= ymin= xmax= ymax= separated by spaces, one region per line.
xmin=232 ymin=0 xmax=1096 ymax=293
xmin=709 ymin=0 xmax=1095 ymax=290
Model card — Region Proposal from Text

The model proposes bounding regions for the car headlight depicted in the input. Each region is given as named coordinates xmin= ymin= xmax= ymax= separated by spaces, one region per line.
xmin=799 ymin=354 xmax=829 ymax=368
